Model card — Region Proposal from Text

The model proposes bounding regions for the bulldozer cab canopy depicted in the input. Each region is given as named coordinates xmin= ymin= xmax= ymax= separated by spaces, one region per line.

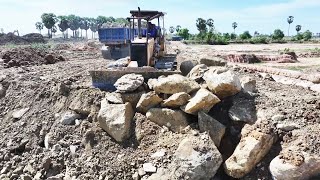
xmin=129 ymin=10 xmax=165 ymax=21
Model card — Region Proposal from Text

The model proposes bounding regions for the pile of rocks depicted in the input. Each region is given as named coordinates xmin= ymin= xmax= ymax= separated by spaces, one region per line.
xmin=93 ymin=56 xmax=320 ymax=179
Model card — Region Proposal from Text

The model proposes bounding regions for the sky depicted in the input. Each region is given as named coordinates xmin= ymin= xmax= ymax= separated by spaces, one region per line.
xmin=0 ymin=0 xmax=320 ymax=35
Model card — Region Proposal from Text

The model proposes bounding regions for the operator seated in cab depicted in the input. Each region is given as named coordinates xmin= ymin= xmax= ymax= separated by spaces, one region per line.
xmin=147 ymin=22 xmax=157 ymax=38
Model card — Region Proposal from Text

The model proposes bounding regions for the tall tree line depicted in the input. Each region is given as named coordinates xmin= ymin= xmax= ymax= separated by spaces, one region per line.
xmin=36 ymin=13 xmax=128 ymax=39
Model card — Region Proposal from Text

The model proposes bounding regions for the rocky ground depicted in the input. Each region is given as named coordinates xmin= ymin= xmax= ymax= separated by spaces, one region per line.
xmin=0 ymin=41 xmax=319 ymax=180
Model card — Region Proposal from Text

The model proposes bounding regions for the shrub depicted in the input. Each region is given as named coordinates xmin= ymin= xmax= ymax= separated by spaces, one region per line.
xmin=230 ymin=33 xmax=237 ymax=40
xmin=239 ymin=31 xmax=252 ymax=40
xmin=272 ymin=29 xmax=285 ymax=40
xmin=303 ymin=30 xmax=312 ymax=41
xmin=249 ymin=36 xmax=268 ymax=44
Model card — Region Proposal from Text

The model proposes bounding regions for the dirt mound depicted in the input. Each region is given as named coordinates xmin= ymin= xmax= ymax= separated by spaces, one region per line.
xmin=1 ymin=47 xmax=65 ymax=68
xmin=0 ymin=33 xmax=45 ymax=45
xmin=223 ymin=53 xmax=298 ymax=63
xmin=0 ymin=33 xmax=29 ymax=45
xmin=22 ymin=33 xmax=46 ymax=44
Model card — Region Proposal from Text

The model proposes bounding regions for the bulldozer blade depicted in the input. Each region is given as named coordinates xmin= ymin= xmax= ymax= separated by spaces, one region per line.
xmin=89 ymin=67 xmax=180 ymax=91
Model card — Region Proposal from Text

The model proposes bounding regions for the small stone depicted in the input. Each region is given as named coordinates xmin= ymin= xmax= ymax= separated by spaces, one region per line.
xmin=60 ymin=111 xmax=81 ymax=125
xmin=33 ymin=172 xmax=42 ymax=180
xmin=23 ymin=164 xmax=35 ymax=175
xmin=276 ymin=123 xmax=298 ymax=131
xmin=51 ymin=144 xmax=62 ymax=153
xmin=143 ymin=163 xmax=157 ymax=173
xmin=136 ymin=91 xmax=163 ymax=113
xmin=21 ymin=174 xmax=32 ymax=180
xmin=1 ymin=166 xmax=9 ymax=174
xmin=12 ymin=108 xmax=29 ymax=119
xmin=132 ymin=172 xmax=139 ymax=180
xmin=272 ymin=114 xmax=286 ymax=121
xmin=138 ymin=168 xmax=146 ymax=176
xmin=0 ymin=84 xmax=6 ymax=98
xmin=151 ymin=149 xmax=166 ymax=158
xmin=161 ymin=92 xmax=191 ymax=108
xmin=187 ymin=64 xmax=209 ymax=81
xmin=241 ymin=76 xmax=257 ymax=93
xmin=12 ymin=166 xmax=23 ymax=175
xmin=70 ymin=145 xmax=77 ymax=155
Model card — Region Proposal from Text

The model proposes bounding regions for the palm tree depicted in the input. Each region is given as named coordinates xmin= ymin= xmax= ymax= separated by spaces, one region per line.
xmin=58 ymin=16 xmax=69 ymax=38
xmin=35 ymin=22 xmax=44 ymax=34
xmin=169 ymin=26 xmax=175 ymax=34
xmin=232 ymin=22 xmax=238 ymax=34
xmin=287 ymin=16 xmax=294 ymax=36
xmin=206 ymin=18 xmax=214 ymax=32
xmin=176 ymin=25 xmax=181 ymax=33
xmin=296 ymin=25 xmax=302 ymax=34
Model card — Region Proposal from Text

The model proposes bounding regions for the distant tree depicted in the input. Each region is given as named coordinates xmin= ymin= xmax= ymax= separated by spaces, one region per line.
xmin=68 ymin=15 xmax=81 ymax=38
xmin=80 ymin=17 xmax=90 ymax=39
xmin=58 ymin=16 xmax=69 ymax=38
xmin=41 ymin=13 xmax=57 ymax=38
xmin=296 ymin=25 xmax=302 ymax=34
xmin=177 ymin=28 xmax=190 ymax=40
xmin=89 ymin=18 xmax=98 ymax=39
xmin=196 ymin=18 xmax=207 ymax=35
xmin=176 ymin=25 xmax=181 ymax=33
xmin=51 ymin=25 xmax=57 ymax=36
xmin=223 ymin=33 xmax=231 ymax=41
xmin=272 ymin=29 xmax=285 ymax=40
xmin=96 ymin=16 xmax=108 ymax=27
xmin=107 ymin=16 xmax=116 ymax=23
xmin=169 ymin=26 xmax=175 ymax=34
xmin=115 ymin=18 xmax=129 ymax=26
xmin=0 ymin=28 xmax=3 ymax=34
xmin=35 ymin=22 xmax=44 ymax=34
xmin=232 ymin=22 xmax=238 ymax=34
xmin=206 ymin=18 xmax=214 ymax=32
xmin=287 ymin=16 xmax=294 ymax=36
xmin=230 ymin=33 xmax=237 ymax=40
xmin=240 ymin=31 xmax=252 ymax=40
xmin=303 ymin=30 xmax=312 ymax=41
xmin=254 ymin=31 xmax=260 ymax=36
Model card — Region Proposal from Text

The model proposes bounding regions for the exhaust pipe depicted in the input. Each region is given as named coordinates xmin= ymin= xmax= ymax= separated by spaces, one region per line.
xmin=138 ymin=7 xmax=142 ymax=39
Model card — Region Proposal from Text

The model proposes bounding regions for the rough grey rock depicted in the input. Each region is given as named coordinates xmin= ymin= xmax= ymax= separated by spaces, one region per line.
xmin=224 ymin=128 xmax=275 ymax=178
xmin=0 ymin=84 xmax=6 ymax=98
xmin=204 ymin=70 xmax=241 ymax=99
xmin=271 ymin=114 xmax=286 ymax=121
xmin=107 ymin=56 xmax=130 ymax=67
xmin=21 ymin=175 xmax=32 ymax=180
xmin=162 ymin=92 xmax=191 ymax=108
xmin=199 ymin=56 xmax=227 ymax=67
xmin=98 ymin=99 xmax=134 ymax=142
xmin=121 ymin=90 xmax=145 ymax=108
xmin=179 ymin=60 xmax=199 ymax=76
xmin=105 ymin=92 xmax=123 ymax=104
xmin=143 ymin=163 xmax=157 ymax=173
xmin=68 ymin=89 xmax=103 ymax=115
xmin=170 ymin=133 xmax=223 ymax=179
xmin=148 ymin=74 xmax=200 ymax=94
xmin=187 ymin=64 xmax=209 ymax=81
xmin=269 ymin=150 xmax=320 ymax=180
xmin=229 ymin=95 xmax=257 ymax=124
xmin=276 ymin=123 xmax=298 ymax=131
xmin=60 ymin=111 xmax=81 ymax=125
xmin=198 ymin=111 xmax=226 ymax=147
xmin=146 ymin=108 xmax=189 ymax=133
xmin=114 ymin=73 xmax=144 ymax=92
xmin=136 ymin=91 xmax=163 ymax=113
xmin=181 ymin=88 xmax=220 ymax=115
xmin=240 ymin=76 xmax=257 ymax=93
xmin=12 ymin=108 xmax=29 ymax=119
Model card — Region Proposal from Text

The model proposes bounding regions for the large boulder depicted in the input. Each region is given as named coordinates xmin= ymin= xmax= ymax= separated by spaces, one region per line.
xmin=198 ymin=111 xmax=226 ymax=147
xmin=162 ymin=92 xmax=191 ymax=108
xmin=148 ymin=74 xmax=200 ymax=94
xmin=269 ymin=149 xmax=320 ymax=180
xmin=69 ymin=89 xmax=103 ymax=115
xmin=169 ymin=133 xmax=223 ymax=179
xmin=146 ymin=108 xmax=189 ymax=133
xmin=179 ymin=60 xmax=199 ymax=76
xmin=114 ymin=73 xmax=144 ymax=92
xmin=228 ymin=94 xmax=257 ymax=124
xmin=199 ymin=56 xmax=227 ymax=67
xmin=204 ymin=70 xmax=241 ymax=99
xmin=105 ymin=92 xmax=123 ymax=104
xmin=187 ymin=64 xmax=208 ymax=81
xmin=121 ymin=90 xmax=145 ymax=108
xmin=136 ymin=91 xmax=163 ymax=113
xmin=181 ymin=88 xmax=220 ymax=115
xmin=224 ymin=126 xmax=275 ymax=178
xmin=98 ymin=99 xmax=134 ymax=142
